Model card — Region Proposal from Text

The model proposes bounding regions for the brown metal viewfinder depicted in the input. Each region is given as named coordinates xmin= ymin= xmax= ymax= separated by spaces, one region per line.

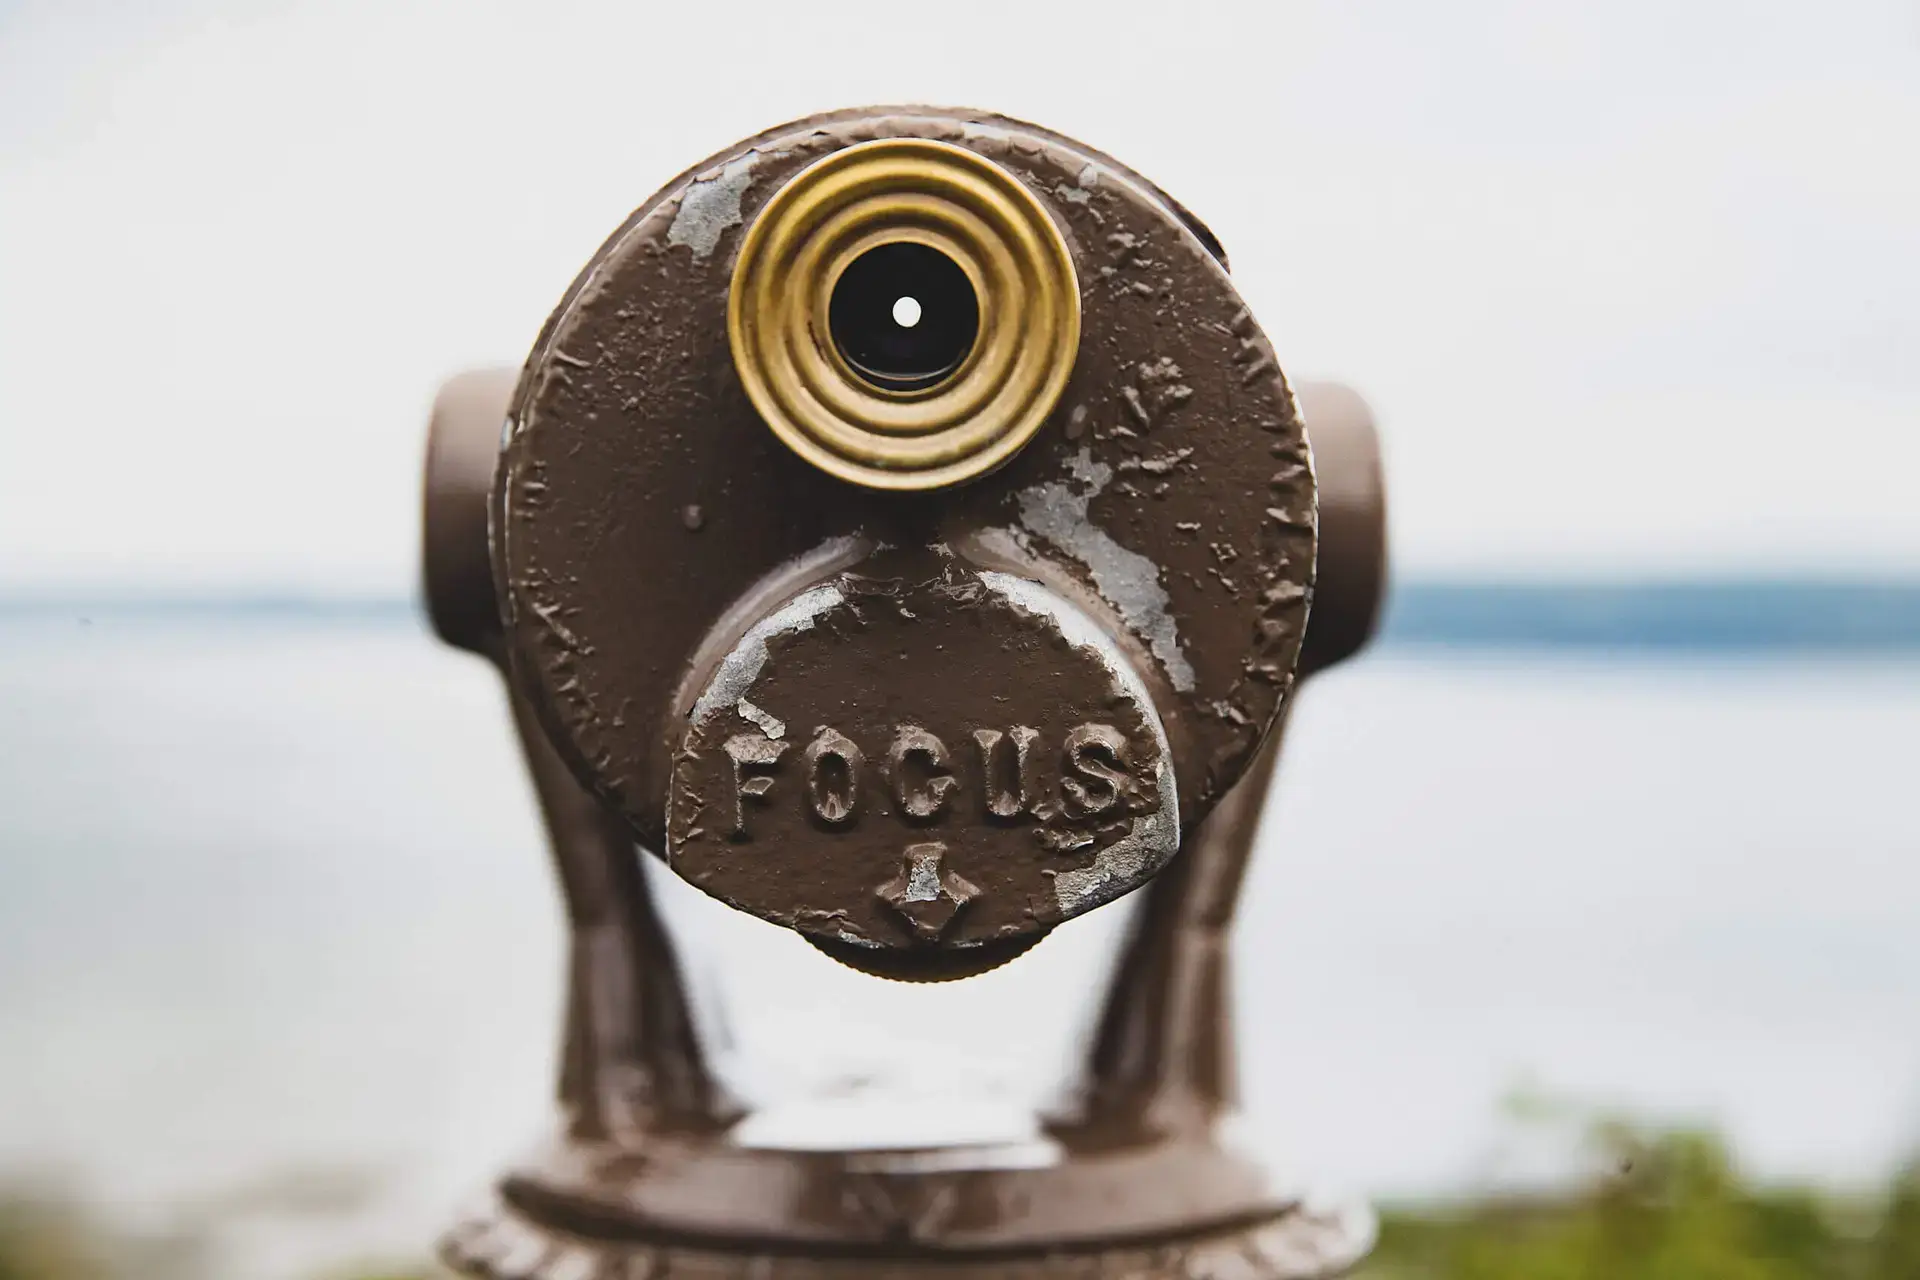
xmin=423 ymin=106 xmax=1387 ymax=1279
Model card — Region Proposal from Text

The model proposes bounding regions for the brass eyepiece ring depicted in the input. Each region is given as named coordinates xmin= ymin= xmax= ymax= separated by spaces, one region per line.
xmin=728 ymin=139 xmax=1080 ymax=491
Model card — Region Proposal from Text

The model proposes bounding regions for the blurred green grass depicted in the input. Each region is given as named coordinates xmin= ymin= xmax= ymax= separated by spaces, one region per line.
xmin=1361 ymin=1110 xmax=1920 ymax=1279
xmin=0 ymin=1174 xmax=434 ymax=1280
xmin=4 ymin=1103 xmax=1916 ymax=1279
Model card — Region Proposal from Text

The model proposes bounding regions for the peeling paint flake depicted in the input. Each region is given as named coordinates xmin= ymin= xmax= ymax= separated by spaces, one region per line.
xmin=1051 ymin=794 xmax=1177 ymax=916
xmin=903 ymin=849 xmax=943 ymax=902
xmin=736 ymin=698 xmax=785 ymax=740
xmin=667 ymin=153 xmax=759 ymax=261
xmin=688 ymin=585 xmax=841 ymax=728
xmin=978 ymin=572 xmax=1180 ymax=917
xmin=1012 ymin=449 xmax=1196 ymax=691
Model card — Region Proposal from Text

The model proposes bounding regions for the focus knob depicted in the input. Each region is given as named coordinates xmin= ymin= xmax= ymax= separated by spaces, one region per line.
xmin=667 ymin=552 xmax=1175 ymax=978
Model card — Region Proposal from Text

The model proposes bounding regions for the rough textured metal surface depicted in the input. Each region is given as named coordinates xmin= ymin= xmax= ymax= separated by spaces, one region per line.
xmin=422 ymin=107 xmax=1390 ymax=1278
xmin=665 ymin=552 xmax=1175 ymax=952
xmin=441 ymin=1187 xmax=1373 ymax=1279
xmin=494 ymin=107 xmax=1315 ymax=859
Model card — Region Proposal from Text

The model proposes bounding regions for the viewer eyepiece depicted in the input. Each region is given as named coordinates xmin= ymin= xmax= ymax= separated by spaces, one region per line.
xmin=828 ymin=241 xmax=979 ymax=394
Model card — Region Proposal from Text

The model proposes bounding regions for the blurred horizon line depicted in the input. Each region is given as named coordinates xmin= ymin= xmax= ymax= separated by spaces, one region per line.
xmin=3 ymin=578 xmax=1918 ymax=651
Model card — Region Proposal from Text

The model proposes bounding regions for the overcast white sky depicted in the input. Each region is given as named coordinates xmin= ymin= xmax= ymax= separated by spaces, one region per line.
xmin=2 ymin=0 xmax=1916 ymax=593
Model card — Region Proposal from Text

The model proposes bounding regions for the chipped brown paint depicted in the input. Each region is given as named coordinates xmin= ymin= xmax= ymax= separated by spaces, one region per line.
xmin=421 ymin=106 xmax=1390 ymax=1279
xmin=665 ymin=552 xmax=1177 ymax=956
xmin=495 ymin=107 xmax=1315 ymax=877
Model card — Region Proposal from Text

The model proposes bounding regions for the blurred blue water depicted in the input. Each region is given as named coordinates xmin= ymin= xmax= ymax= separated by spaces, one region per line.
xmin=0 ymin=601 xmax=1916 ymax=1277
xmin=8 ymin=579 xmax=1920 ymax=649
xmin=1384 ymin=581 xmax=1920 ymax=651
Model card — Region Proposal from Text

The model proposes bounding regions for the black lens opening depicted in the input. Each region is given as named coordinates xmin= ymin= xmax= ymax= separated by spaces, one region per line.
xmin=828 ymin=242 xmax=979 ymax=394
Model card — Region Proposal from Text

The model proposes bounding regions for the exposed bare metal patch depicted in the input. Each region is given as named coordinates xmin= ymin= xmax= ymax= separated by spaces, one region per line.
xmin=688 ymin=584 xmax=842 ymax=728
xmin=978 ymin=572 xmax=1179 ymax=916
xmin=667 ymin=153 xmax=759 ymax=260
xmin=1011 ymin=448 xmax=1197 ymax=692
xmin=735 ymin=698 xmax=785 ymax=740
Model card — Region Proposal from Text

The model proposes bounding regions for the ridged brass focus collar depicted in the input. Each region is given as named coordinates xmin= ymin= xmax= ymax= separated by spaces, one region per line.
xmin=728 ymin=139 xmax=1080 ymax=490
